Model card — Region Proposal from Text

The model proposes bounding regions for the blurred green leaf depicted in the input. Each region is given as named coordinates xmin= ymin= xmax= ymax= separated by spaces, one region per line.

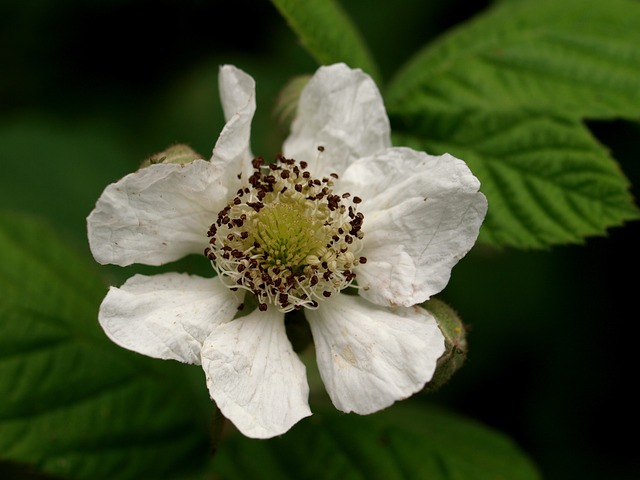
xmin=269 ymin=0 xmax=380 ymax=82
xmin=0 ymin=211 xmax=210 ymax=480
xmin=386 ymin=0 xmax=640 ymax=249
xmin=0 ymin=116 xmax=134 ymax=240
xmin=394 ymin=111 xmax=639 ymax=248
xmin=211 ymin=402 xmax=541 ymax=479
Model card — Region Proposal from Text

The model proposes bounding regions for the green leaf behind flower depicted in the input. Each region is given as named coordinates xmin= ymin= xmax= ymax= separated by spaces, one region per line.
xmin=0 ymin=212 xmax=211 ymax=480
xmin=386 ymin=0 xmax=640 ymax=248
xmin=269 ymin=0 xmax=381 ymax=82
xmin=211 ymin=402 xmax=541 ymax=480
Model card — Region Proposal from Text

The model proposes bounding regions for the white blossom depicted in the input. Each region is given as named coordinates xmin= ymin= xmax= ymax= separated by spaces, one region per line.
xmin=88 ymin=63 xmax=487 ymax=439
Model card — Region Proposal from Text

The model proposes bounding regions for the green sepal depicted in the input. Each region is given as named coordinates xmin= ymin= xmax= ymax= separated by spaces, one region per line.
xmin=423 ymin=297 xmax=467 ymax=392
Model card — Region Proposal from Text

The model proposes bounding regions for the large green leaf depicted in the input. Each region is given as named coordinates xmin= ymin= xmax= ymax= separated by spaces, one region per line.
xmin=211 ymin=402 xmax=541 ymax=479
xmin=269 ymin=0 xmax=380 ymax=82
xmin=394 ymin=110 xmax=638 ymax=248
xmin=0 ymin=212 xmax=211 ymax=479
xmin=385 ymin=0 xmax=640 ymax=248
xmin=386 ymin=0 xmax=640 ymax=119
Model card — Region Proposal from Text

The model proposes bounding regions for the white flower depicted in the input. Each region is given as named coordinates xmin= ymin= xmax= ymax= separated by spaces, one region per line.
xmin=87 ymin=63 xmax=488 ymax=439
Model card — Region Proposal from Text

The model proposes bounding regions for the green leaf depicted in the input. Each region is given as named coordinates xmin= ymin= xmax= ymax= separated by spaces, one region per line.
xmin=385 ymin=0 xmax=640 ymax=249
xmin=211 ymin=402 xmax=541 ymax=480
xmin=386 ymin=0 xmax=640 ymax=119
xmin=394 ymin=110 xmax=639 ymax=249
xmin=270 ymin=0 xmax=380 ymax=82
xmin=0 ymin=212 xmax=211 ymax=479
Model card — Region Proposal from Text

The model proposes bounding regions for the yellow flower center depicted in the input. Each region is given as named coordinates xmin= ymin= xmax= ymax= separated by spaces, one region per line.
xmin=205 ymin=156 xmax=366 ymax=312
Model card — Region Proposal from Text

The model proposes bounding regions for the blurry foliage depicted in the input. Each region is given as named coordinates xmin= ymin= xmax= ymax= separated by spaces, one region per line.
xmin=1 ymin=0 xmax=639 ymax=479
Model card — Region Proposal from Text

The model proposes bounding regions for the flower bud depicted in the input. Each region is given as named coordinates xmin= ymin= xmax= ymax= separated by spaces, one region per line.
xmin=423 ymin=297 xmax=468 ymax=392
xmin=273 ymin=75 xmax=311 ymax=131
xmin=141 ymin=144 xmax=202 ymax=168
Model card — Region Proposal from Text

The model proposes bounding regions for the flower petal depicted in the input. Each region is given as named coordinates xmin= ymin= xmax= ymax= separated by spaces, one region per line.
xmin=212 ymin=65 xmax=256 ymax=185
xmin=88 ymin=160 xmax=227 ymax=267
xmin=306 ymin=294 xmax=445 ymax=415
xmin=201 ymin=306 xmax=311 ymax=439
xmin=283 ymin=63 xmax=391 ymax=179
xmin=341 ymin=147 xmax=488 ymax=306
xmin=99 ymin=273 xmax=242 ymax=365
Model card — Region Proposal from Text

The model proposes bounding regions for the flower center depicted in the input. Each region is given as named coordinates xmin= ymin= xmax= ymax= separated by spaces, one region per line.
xmin=205 ymin=155 xmax=366 ymax=313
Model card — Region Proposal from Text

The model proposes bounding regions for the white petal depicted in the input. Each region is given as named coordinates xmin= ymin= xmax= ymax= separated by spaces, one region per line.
xmin=341 ymin=147 xmax=488 ymax=306
xmin=306 ymin=294 xmax=445 ymax=415
xmin=87 ymin=160 xmax=227 ymax=267
xmin=99 ymin=273 xmax=242 ymax=365
xmin=282 ymin=63 xmax=391 ymax=179
xmin=212 ymin=65 xmax=256 ymax=185
xmin=201 ymin=306 xmax=311 ymax=439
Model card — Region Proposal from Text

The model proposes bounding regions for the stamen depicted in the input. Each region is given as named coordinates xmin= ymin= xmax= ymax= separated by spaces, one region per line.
xmin=205 ymin=156 xmax=366 ymax=313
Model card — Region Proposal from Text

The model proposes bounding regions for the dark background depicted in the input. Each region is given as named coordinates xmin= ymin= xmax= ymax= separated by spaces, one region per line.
xmin=2 ymin=0 xmax=638 ymax=478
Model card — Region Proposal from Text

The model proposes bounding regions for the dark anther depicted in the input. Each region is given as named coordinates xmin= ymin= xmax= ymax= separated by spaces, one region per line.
xmin=317 ymin=146 xmax=325 ymax=152
xmin=248 ymin=202 xmax=264 ymax=212
xmin=300 ymin=161 xmax=308 ymax=169
xmin=322 ymin=291 xmax=332 ymax=298
xmin=359 ymin=256 xmax=367 ymax=264
xmin=258 ymin=303 xmax=268 ymax=311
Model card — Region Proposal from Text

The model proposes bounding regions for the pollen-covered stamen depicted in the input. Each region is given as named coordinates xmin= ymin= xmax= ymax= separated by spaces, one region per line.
xmin=205 ymin=155 xmax=366 ymax=313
